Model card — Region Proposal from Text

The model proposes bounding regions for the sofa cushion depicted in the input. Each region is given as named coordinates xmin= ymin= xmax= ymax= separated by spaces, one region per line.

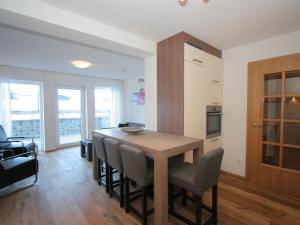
xmin=1 ymin=156 xmax=36 ymax=171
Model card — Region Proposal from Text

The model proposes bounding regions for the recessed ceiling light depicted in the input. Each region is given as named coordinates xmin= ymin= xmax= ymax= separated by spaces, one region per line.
xmin=178 ymin=0 xmax=209 ymax=6
xmin=71 ymin=60 xmax=91 ymax=69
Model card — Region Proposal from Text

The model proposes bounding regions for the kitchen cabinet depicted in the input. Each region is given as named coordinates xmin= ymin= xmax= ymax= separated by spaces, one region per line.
xmin=205 ymin=136 xmax=222 ymax=153
xmin=205 ymin=82 xmax=222 ymax=105
xmin=184 ymin=60 xmax=206 ymax=140
xmin=184 ymin=43 xmax=222 ymax=106
xmin=184 ymin=43 xmax=222 ymax=83
xmin=157 ymin=32 xmax=223 ymax=158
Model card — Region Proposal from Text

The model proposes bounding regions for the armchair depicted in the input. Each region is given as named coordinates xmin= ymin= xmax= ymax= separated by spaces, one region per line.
xmin=0 ymin=125 xmax=36 ymax=159
xmin=0 ymin=149 xmax=38 ymax=189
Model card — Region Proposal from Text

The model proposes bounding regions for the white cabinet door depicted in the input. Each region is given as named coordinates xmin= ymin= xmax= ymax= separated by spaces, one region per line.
xmin=206 ymin=55 xmax=222 ymax=83
xmin=205 ymin=136 xmax=222 ymax=152
xmin=184 ymin=43 xmax=208 ymax=66
xmin=184 ymin=43 xmax=222 ymax=83
xmin=184 ymin=60 xmax=206 ymax=139
xmin=184 ymin=60 xmax=206 ymax=163
xmin=205 ymin=82 xmax=222 ymax=106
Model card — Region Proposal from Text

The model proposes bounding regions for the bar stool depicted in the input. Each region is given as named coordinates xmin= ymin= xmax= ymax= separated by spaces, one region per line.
xmin=92 ymin=133 xmax=109 ymax=193
xmin=120 ymin=144 xmax=154 ymax=225
xmin=168 ymin=148 xmax=224 ymax=225
xmin=103 ymin=138 xmax=124 ymax=208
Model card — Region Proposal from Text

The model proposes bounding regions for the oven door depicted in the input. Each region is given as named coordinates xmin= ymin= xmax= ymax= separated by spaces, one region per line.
xmin=206 ymin=112 xmax=222 ymax=139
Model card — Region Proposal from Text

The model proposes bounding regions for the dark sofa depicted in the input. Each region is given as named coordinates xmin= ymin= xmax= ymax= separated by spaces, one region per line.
xmin=0 ymin=150 xmax=38 ymax=189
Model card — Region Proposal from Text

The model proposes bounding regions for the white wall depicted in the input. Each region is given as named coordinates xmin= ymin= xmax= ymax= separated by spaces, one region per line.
xmin=0 ymin=65 xmax=124 ymax=151
xmin=222 ymin=30 xmax=300 ymax=176
xmin=145 ymin=55 xmax=157 ymax=131
xmin=0 ymin=0 xmax=156 ymax=57
xmin=124 ymin=77 xmax=145 ymax=124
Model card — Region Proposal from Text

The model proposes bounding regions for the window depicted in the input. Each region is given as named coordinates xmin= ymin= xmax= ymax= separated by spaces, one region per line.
xmin=95 ymin=87 xmax=115 ymax=129
xmin=8 ymin=81 xmax=44 ymax=150
xmin=57 ymin=88 xmax=84 ymax=145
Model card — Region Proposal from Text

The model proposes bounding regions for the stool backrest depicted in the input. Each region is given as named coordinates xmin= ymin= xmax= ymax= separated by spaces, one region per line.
xmin=92 ymin=133 xmax=107 ymax=162
xmin=195 ymin=148 xmax=224 ymax=194
xmin=103 ymin=138 xmax=122 ymax=172
xmin=120 ymin=144 xmax=148 ymax=187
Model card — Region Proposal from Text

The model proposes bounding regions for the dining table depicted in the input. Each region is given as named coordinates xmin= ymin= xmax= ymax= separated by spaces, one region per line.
xmin=92 ymin=128 xmax=203 ymax=225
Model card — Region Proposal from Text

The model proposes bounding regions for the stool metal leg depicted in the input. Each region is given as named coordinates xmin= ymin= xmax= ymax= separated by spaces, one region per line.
xmin=120 ymin=172 xmax=124 ymax=208
xmin=97 ymin=159 xmax=101 ymax=185
xmin=212 ymin=185 xmax=218 ymax=225
xmin=182 ymin=189 xmax=187 ymax=206
xmin=125 ymin=177 xmax=130 ymax=213
xmin=169 ymin=183 xmax=175 ymax=213
xmin=142 ymin=186 xmax=148 ymax=225
xmin=109 ymin=165 xmax=113 ymax=197
xmin=195 ymin=195 xmax=202 ymax=225
xmin=105 ymin=163 xmax=109 ymax=194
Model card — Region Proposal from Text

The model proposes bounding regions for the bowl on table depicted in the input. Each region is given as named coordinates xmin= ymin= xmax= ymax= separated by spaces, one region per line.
xmin=120 ymin=127 xmax=144 ymax=134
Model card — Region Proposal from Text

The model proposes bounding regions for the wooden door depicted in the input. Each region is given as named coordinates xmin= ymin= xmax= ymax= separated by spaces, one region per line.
xmin=247 ymin=53 xmax=300 ymax=197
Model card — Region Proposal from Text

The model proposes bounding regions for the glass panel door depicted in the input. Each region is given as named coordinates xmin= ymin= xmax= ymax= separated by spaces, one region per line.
xmin=8 ymin=81 xmax=44 ymax=150
xmin=282 ymin=70 xmax=300 ymax=171
xmin=95 ymin=87 xmax=114 ymax=129
xmin=247 ymin=53 xmax=300 ymax=197
xmin=262 ymin=73 xmax=283 ymax=166
xmin=262 ymin=71 xmax=300 ymax=171
xmin=57 ymin=88 xmax=83 ymax=145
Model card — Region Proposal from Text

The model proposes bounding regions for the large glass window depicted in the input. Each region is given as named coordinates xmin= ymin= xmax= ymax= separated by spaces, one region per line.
xmin=95 ymin=87 xmax=115 ymax=129
xmin=8 ymin=81 xmax=44 ymax=150
xmin=57 ymin=88 xmax=83 ymax=145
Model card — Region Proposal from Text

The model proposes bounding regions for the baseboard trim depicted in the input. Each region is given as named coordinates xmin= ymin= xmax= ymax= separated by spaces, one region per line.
xmin=45 ymin=148 xmax=57 ymax=152
xmin=45 ymin=144 xmax=80 ymax=152
xmin=220 ymin=170 xmax=246 ymax=180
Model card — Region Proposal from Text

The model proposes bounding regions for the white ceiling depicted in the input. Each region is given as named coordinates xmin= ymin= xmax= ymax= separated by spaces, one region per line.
xmin=0 ymin=26 xmax=144 ymax=80
xmin=39 ymin=0 xmax=300 ymax=50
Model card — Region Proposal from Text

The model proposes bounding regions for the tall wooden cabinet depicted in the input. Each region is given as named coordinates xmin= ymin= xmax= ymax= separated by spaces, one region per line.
xmin=157 ymin=32 xmax=222 ymax=158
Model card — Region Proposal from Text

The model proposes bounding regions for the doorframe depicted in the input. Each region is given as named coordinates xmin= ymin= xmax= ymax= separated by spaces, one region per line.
xmin=245 ymin=53 xmax=300 ymax=196
xmin=55 ymin=85 xmax=86 ymax=149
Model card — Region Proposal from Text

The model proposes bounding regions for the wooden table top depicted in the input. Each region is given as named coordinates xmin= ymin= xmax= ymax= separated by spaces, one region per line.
xmin=93 ymin=128 xmax=203 ymax=157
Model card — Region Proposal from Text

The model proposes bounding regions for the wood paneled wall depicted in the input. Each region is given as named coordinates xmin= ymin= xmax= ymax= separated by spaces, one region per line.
xmin=157 ymin=32 xmax=221 ymax=134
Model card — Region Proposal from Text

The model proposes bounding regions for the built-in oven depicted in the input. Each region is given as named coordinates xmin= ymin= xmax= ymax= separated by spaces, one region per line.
xmin=206 ymin=105 xmax=222 ymax=139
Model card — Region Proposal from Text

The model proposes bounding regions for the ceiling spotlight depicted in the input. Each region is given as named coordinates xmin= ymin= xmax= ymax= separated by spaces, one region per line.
xmin=178 ymin=0 xmax=187 ymax=6
xmin=178 ymin=0 xmax=210 ymax=6
xmin=71 ymin=60 xmax=91 ymax=69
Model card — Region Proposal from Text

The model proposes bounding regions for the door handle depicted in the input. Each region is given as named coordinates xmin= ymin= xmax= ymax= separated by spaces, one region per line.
xmin=210 ymin=138 xmax=219 ymax=142
xmin=192 ymin=59 xmax=203 ymax=64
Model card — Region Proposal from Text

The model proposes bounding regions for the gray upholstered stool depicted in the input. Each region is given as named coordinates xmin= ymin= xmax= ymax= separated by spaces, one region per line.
xmin=120 ymin=144 xmax=154 ymax=225
xmin=92 ymin=133 xmax=110 ymax=193
xmin=168 ymin=148 xmax=224 ymax=225
xmin=103 ymin=137 xmax=124 ymax=208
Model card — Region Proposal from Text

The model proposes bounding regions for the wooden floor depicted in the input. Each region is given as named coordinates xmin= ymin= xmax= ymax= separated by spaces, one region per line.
xmin=1 ymin=147 xmax=300 ymax=225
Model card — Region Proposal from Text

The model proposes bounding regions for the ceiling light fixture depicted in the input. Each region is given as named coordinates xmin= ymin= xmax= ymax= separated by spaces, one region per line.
xmin=178 ymin=0 xmax=210 ymax=6
xmin=178 ymin=0 xmax=188 ymax=6
xmin=71 ymin=60 xmax=91 ymax=69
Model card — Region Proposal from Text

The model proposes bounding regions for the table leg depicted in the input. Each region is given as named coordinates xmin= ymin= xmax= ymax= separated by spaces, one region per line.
xmin=154 ymin=152 xmax=168 ymax=225
xmin=193 ymin=147 xmax=201 ymax=164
